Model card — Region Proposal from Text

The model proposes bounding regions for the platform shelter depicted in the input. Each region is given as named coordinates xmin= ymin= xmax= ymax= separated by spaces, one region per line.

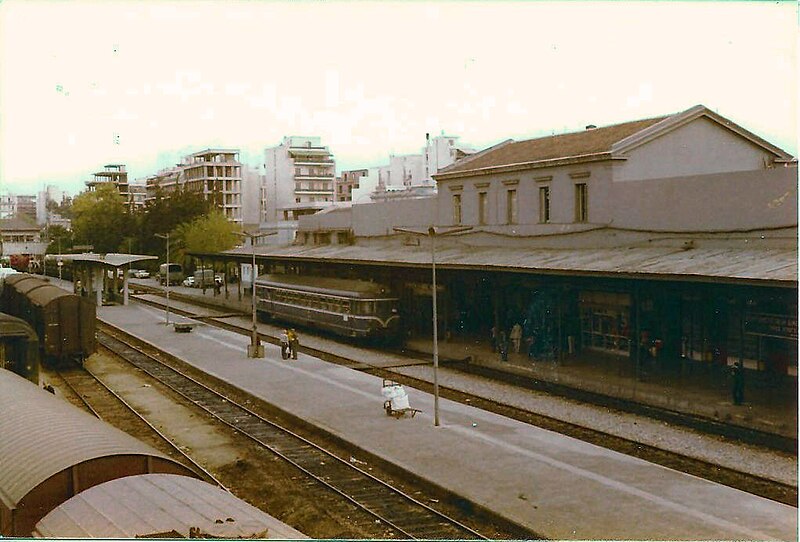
xmin=49 ymin=253 xmax=157 ymax=307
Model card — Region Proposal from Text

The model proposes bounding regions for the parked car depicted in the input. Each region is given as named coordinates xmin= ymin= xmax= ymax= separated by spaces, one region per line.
xmin=182 ymin=276 xmax=196 ymax=287
xmin=133 ymin=269 xmax=150 ymax=279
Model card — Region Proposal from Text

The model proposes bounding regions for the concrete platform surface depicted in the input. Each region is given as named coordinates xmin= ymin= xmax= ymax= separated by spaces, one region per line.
xmin=97 ymin=302 xmax=797 ymax=541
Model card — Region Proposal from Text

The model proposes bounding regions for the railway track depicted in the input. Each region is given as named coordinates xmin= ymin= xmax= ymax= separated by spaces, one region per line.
xmin=96 ymin=328 xmax=491 ymax=540
xmin=129 ymin=287 xmax=798 ymax=506
xmin=54 ymin=362 xmax=225 ymax=489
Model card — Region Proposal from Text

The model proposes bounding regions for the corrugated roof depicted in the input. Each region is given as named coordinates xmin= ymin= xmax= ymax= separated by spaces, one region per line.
xmin=3 ymin=273 xmax=42 ymax=288
xmin=26 ymin=284 xmax=71 ymax=307
xmin=221 ymin=243 xmax=798 ymax=285
xmin=0 ymin=371 xmax=182 ymax=508
xmin=439 ymin=116 xmax=667 ymax=175
xmin=0 ymin=313 xmax=36 ymax=340
xmin=33 ymin=474 xmax=307 ymax=539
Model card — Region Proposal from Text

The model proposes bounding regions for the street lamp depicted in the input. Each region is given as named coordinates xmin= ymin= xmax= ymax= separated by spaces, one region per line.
xmin=394 ymin=225 xmax=472 ymax=426
xmin=155 ymin=233 xmax=171 ymax=326
xmin=236 ymin=230 xmax=277 ymax=358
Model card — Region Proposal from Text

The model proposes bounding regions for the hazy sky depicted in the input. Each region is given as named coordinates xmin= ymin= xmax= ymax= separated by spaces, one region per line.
xmin=0 ymin=0 xmax=796 ymax=196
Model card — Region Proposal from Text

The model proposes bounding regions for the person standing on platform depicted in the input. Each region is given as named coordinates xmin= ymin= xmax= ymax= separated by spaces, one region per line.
xmin=287 ymin=328 xmax=299 ymax=360
xmin=279 ymin=329 xmax=290 ymax=360
xmin=510 ymin=322 xmax=523 ymax=354
xmin=490 ymin=325 xmax=498 ymax=352
xmin=731 ymin=360 xmax=745 ymax=405
xmin=498 ymin=329 xmax=509 ymax=362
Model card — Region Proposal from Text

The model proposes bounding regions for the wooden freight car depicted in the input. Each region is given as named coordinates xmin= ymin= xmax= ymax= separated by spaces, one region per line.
xmin=0 ymin=312 xmax=39 ymax=385
xmin=0 ymin=274 xmax=95 ymax=364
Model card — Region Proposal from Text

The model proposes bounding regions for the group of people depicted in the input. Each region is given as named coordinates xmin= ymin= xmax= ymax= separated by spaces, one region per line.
xmin=279 ymin=328 xmax=299 ymax=360
xmin=490 ymin=323 xmax=524 ymax=362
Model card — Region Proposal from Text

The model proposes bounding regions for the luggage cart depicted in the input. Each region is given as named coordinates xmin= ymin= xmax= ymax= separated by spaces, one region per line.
xmin=381 ymin=379 xmax=421 ymax=418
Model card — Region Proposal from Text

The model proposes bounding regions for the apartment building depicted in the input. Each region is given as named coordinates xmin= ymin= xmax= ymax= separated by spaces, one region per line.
xmin=262 ymin=136 xmax=336 ymax=222
xmin=335 ymin=168 xmax=368 ymax=202
xmin=86 ymin=164 xmax=131 ymax=207
xmin=145 ymin=149 xmax=243 ymax=224
xmin=351 ymin=135 xmax=475 ymax=203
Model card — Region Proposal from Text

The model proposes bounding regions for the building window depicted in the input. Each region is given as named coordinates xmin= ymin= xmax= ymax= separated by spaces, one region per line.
xmin=575 ymin=183 xmax=588 ymax=223
xmin=539 ymin=186 xmax=550 ymax=223
xmin=453 ymin=194 xmax=462 ymax=225
xmin=506 ymin=189 xmax=517 ymax=224
xmin=478 ymin=192 xmax=488 ymax=225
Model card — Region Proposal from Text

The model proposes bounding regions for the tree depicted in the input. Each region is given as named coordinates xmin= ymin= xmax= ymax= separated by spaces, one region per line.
xmin=45 ymin=225 xmax=74 ymax=254
xmin=46 ymin=197 xmax=73 ymax=219
xmin=137 ymin=186 xmax=210 ymax=257
xmin=71 ymin=184 xmax=132 ymax=253
xmin=172 ymin=211 xmax=241 ymax=270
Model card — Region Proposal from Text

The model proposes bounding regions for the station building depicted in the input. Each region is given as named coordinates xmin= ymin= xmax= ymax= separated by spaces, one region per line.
xmin=199 ymin=105 xmax=797 ymax=384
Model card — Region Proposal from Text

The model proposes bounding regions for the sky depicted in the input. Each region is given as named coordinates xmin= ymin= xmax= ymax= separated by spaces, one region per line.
xmin=0 ymin=0 xmax=796 ymax=196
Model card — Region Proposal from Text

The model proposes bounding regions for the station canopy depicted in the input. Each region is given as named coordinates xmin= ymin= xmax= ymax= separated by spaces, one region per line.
xmin=48 ymin=253 xmax=157 ymax=269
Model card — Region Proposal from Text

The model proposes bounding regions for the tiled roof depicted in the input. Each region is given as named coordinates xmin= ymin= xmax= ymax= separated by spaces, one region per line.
xmin=0 ymin=217 xmax=40 ymax=231
xmin=439 ymin=116 xmax=668 ymax=175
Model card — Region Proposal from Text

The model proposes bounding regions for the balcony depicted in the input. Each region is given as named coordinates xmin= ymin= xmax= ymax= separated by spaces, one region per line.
xmin=293 ymin=158 xmax=334 ymax=166
xmin=294 ymin=173 xmax=334 ymax=180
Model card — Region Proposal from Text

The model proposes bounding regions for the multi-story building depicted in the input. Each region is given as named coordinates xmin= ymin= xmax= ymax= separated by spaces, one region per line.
xmin=0 ymin=193 xmax=14 ymax=219
xmin=86 ymin=164 xmax=131 ymax=207
xmin=262 ymin=136 xmax=336 ymax=223
xmin=424 ymin=134 xmax=475 ymax=180
xmin=240 ymin=165 xmax=263 ymax=228
xmin=335 ymin=168 xmax=368 ymax=202
xmin=287 ymin=104 xmax=798 ymax=382
xmin=145 ymin=149 xmax=243 ymax=224
xmin=351 ymin=135 xmax=475 ymax=203
xmin=14 ymin=195 xmax=37 ymax=224
xmin=128 ymin=182 xmax=147 ymax=211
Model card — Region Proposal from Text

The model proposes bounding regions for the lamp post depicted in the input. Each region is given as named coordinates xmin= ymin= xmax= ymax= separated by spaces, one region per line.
xmin=237 ymin=230 xmax=277 ymax=358
xmin=394 ymin=225 xmax=472 ymax=426
xmin=155 ymin=233 xmax=171 ymax=326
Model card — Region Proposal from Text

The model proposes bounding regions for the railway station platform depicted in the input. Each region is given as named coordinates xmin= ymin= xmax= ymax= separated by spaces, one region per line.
xmin=126 ymin=278 xmax=797 ymax=441
xmin=88 ymin=298 xmax=796 ymax=540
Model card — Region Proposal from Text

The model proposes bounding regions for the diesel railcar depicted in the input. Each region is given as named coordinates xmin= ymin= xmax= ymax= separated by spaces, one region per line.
xmin=255 ymin=274 xmax=400 ymax=340
xmin=0 ymin=312 xmax=39 ymax=385
xmin=0 ymin=273 xmax=96 ymax=364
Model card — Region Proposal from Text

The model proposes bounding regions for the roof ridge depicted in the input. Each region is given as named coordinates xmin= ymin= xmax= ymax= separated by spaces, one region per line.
xmin=436 ymin=138 xmax=515 ymax=175
xmin=517 ymin=113 xmax=670 ymax=144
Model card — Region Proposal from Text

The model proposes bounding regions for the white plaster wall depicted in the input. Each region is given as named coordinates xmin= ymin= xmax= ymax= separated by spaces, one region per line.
xmin=240 ymin=166 xmax=262 ymax=226
xmin=352 ymin=197 xmax=436 ymax=237
xmin=616 ymin=117 xmax=774 ymax=181
xmin=263 ymin=145 xmax=294 ymax=222
xmin=388 ymin=155 xmax=424 ymax=188
xmin=351 ymin=167 xmax=380 ymax=203
xmin=436 ymin=162 xmax=612 ymax=227
xmin=609 ymin=166 xmax=797 ymax=231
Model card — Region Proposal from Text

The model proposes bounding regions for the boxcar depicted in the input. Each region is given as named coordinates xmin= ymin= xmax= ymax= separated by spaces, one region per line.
xmin=255 ymin=274 xmax=400 ymax=340
xmin=0 ymin=312 xmax=39 ymax=385
xmin=0 ymin=274 xmax=96 ymax=364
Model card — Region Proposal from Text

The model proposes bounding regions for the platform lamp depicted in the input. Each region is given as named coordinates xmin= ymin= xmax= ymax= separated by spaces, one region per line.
xmin=155 ymin=232 xmax=171 ymax=326
xmin=394 ymin=225 xmax=472 ymax=426
xmin=236 ymin=230 xmax=277 ymax=358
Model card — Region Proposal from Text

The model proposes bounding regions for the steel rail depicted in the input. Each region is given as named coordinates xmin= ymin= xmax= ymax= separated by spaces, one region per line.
xmin=127 ymin=287 xmax=798 ymax=506
xmin=97 ymin=328 xmax=487 ymax=540
xmin=56 ymin=362 xmax=227 ymax=491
